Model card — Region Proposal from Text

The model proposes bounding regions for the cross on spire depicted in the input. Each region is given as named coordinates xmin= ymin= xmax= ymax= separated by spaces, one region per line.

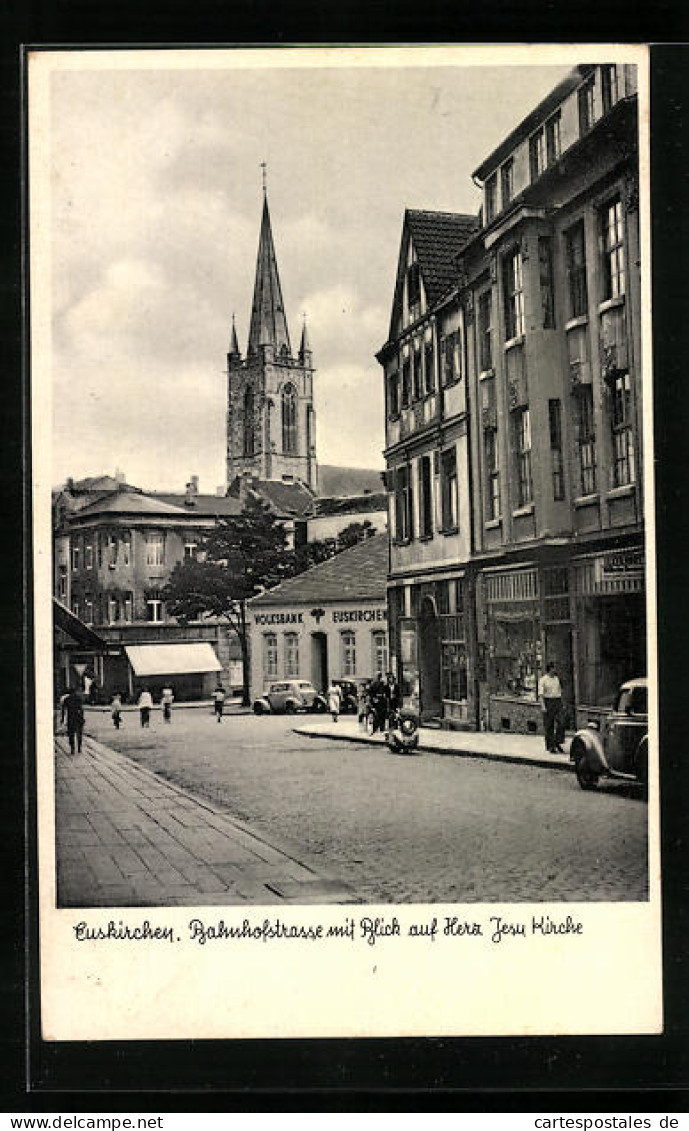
xmin=260 ymin=161 xmax=267 ymax=196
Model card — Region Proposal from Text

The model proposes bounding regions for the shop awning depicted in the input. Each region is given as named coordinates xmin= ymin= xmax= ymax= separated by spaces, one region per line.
xmin=124 ymin=643 xmax=222 ymax=677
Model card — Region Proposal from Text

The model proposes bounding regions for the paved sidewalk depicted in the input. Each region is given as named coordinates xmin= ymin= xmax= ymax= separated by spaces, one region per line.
xmin=54 ymin=734 xmax=359 ymax=907
xmin=293 ymin=718 xmax=574 ymax=771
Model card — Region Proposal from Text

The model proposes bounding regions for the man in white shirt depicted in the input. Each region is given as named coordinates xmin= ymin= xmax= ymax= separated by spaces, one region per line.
xmin=538 ymin=662 xmax=564 ymax=753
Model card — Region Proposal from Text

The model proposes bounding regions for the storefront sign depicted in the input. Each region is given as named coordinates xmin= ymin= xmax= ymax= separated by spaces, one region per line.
xmin=253 ymin=606 xmax=386 ymax=626
xmin=253 ymin=611 xmax=304 ymax=625
xmin=601 ymin=548 xmax=644 ymax=576
xmin=332 ymin=608 xmax=387 ymax=624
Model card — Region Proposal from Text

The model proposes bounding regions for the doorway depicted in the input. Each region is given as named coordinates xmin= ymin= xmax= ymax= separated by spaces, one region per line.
xmin=310 ymin=632 xmax=328 ymax=694
xmin=418 ymin=596 xmax=442 ymax=721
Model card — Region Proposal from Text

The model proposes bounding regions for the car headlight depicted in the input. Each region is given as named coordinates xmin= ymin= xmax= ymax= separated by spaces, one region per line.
xmin=401 ymin=718 xmax=416 ymax=735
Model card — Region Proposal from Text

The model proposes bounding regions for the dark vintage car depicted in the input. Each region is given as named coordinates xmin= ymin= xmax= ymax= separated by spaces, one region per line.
xmin=569 ymin=677 xmax=648 ymax=790
xmin=253 ymin=680 xmax=326 ymax=715
xmin=332 ymin=680 xmax=359 ymax=714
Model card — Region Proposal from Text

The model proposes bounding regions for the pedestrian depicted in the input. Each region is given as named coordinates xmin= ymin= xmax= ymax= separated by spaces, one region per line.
xmin=137 ymin=687 xmax=153 ymax=728
xmin=384 ymin=670 xmax=401 ymax=730
xmin=61 ymin=686 xmax=84 ymax=755
xmin=213 ymin=683 xmax=226 ymax=722
xmin=358 ymin=682 xmax=371 ymax=731
xmin=538 ymin=661 xmax=565 ymax=753
xmin=111 ymin=692 xmax=123 ymax=729
xmin=327 ymin=681 xmax=342 ymax=723
xmin=368 ymin=671 xmax=388 ymax=734
xmin=161 ymin=684 xmax=174 ymax=723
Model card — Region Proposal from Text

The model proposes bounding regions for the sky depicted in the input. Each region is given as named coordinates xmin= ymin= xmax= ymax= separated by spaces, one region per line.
xmin=46 ymin=49 xmax=574 ymax=492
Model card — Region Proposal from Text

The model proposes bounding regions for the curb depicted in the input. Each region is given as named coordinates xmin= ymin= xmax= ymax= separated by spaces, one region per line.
xmin=292 ymin=725 xmax=574 ymax=774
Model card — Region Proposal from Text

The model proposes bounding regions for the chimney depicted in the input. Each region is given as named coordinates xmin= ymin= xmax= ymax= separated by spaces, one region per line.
xmin=185 ymin=475 xmax=199 ymax=506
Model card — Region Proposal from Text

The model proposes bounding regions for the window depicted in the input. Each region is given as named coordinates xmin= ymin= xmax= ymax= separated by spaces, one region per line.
xmin=546 ymin=111 xmax=561 ymax=165
xmin=478 ymin=291 xmax=493 ymax=371
xmin=441 ymin=446 xmax=458 ymax=531
xmin=601 ymin=65 xmax=619 ymax=114
xmin=419 ymin=455 xmax=433 ymax=538
xmin=84 ymin=594 xmax=93 ymax=624
xmin=107 ymin=533 xmax=118 ymax=568
xmin=341 ymin=631 xmax=356 ymax=678
xmin=264 ymin=633 xmax=278 ymax=678
xmin=58 ymin=564 xmax=67 ymax=599
xmin=96 ymin=534 xmax=103 ymax=568
xmin=145 ymin=591 xmax=163 ymax=623
xmin=281 ymin=383 xmax=298 ymax=454
xmin=578 ymin=76 xmax=595 ymax=135
xmin=372 ymin=630 xmax=388 ymax=676
xmin=412 ymin=342 xmax=423 ymax=400
xmin=485 ymin=173 xmax=498 ymax=224
xmin=500 ymin=159 xmax=514 ymax=207
xmin=513 ymin=408 xmax=533 ymax=507
xmin=503 ymin=249 xmax=524 ymax=340
xmin=284 ymin=632 xmax=299 ymax=678
xmin=407 ymin=262 xmax=421 ymax=319
xmin=184 ymin=541 xmax=198 ymax=560
xmin=387 ymin=371 xmax=400 ymax=417
xmin=121 ymin=534 xmax=131 ymax=567
xmin=440 ymin=609 xmax=467 ymax=702
xmin=529 ymin=129 xmax=545 ymax=182
xmin=577 ymin=385 xmax=597 ymax=495
xmin=424 ymin=339 xmax=435 ymax=394
xmin=610 ymin=372 xmax=635 ymax=487
xmin=484 ymin=426 xmax=500 ymax=521
xmin=441 ymin=330 xmax=460 ymax=386
xmin=107 ymin=596 xmax=120 ymax=624
xmin=243 ymin=387 xmax=255 ymax=456
xmin=71 ymin=599 xmax=79 ymax=619
xmin=145 ymin=533 xmax=163 ymax=567
xmin=394 ymin=465 xmax=413 ymax=542
xmin=549 ymin=399 xmax=565 ymax=500
xmin=601 ymin=198 xmax=625 ymax=300
xmin=85 ymin=543 xmax=93 ymax=570
xmin=123 ymin=592 xmax=133 ymax=623
xmin=70 ymin=542 xmax=80 ymax=571
xmin=401 ymin=357 xmax=411 ymax=409
xmin=565 ymin=221 xmax=588 ymax=318
xmin=538 ymin=236 xmax=555 ymax=329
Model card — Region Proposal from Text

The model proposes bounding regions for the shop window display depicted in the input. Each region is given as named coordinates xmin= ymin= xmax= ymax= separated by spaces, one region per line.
xmin=491 ymin=614 xmax=541 ymax=699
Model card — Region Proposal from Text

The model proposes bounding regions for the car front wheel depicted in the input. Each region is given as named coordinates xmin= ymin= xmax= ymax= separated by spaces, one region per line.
xmin=575 ymin=755 xmax=599 ymax=791
xmin=311 ymin=698 xmax=326 ymax=713
xmin=284 ymin=701 xmax=296 ymax=714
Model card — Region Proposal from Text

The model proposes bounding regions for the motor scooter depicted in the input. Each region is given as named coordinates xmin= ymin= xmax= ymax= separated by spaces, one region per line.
xmin=385 ymin=708 xmax=420 ymax=754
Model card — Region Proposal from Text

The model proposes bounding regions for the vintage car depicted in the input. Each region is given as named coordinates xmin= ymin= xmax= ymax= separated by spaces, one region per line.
xmin=252 ymin=680 xmax=326 ymax=715
xmin=569 ymin=677 xmax=648 ymax=790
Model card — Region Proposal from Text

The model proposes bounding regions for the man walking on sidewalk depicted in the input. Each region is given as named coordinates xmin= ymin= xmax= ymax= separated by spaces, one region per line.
xmin=539 ymin=662 xmax=564 ymax=753
xmin=61 ymin=686 xmax=84 ymax=755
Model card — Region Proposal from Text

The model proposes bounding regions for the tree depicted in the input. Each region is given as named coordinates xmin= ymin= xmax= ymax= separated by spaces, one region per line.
xmin=162 ymin=496 xmax=294 ymax=705
xmin=294 ymin=520 xmax=375 ymax=573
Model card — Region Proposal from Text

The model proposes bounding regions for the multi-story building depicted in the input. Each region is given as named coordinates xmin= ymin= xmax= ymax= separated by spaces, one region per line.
xmin=378 ymin=63 xmax=645 ymax=734
xmin=53 ymin=476 xmax=244 ymax=701
xmin=376 ymin=209 xmax=479 ymax=725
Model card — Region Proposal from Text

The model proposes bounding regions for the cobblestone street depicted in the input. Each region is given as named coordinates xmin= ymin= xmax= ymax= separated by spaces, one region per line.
xmin=57 ymin=705 xmax=650 ymax=905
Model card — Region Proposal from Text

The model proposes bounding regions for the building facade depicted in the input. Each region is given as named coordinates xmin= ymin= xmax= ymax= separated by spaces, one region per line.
xmin=377 ymin=209 xmax=479 ymax=725
xmin=248 ymin=534 xmax=389 ymax=699
xmin=379 ymin=63 xmax=645 ymax=733
xmin=53 ymin=478 xmax=244 ymax=701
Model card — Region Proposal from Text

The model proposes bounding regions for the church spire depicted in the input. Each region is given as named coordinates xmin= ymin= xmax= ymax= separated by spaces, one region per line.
xmin=229 ymin=313 xmax=240 ymax=358
xmin=298 ymin=313 xmax=312 ymax=365
xmin=246 ymin=188 xmax=291 ymax=357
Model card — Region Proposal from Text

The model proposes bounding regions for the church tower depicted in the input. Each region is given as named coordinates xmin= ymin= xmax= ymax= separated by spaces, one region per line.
xmin=226 ymin=186 xmax=318 ymax=491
